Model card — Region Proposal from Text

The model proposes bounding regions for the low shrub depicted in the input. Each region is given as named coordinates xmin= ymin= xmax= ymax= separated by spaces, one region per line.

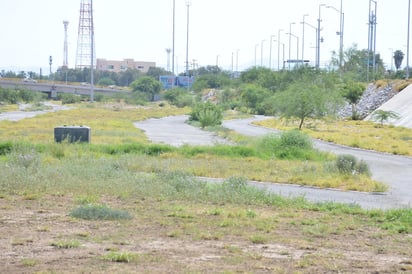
xmin=280 ymin=130 xmax=312 ymax=150
xmin=103 ymin=251 xmax=138 ymax=263
xmin=336 ymin=154 xmax=371 ymax=175
xmin=0 ymin=141 xmax=13 ymax=155
xmin=190 ymin=102 xmax=223 ymax=128
xmin=70 ymin=204 xmax=132 ymax=220
xmin=58 ymin=93 xmax=81 ymax=104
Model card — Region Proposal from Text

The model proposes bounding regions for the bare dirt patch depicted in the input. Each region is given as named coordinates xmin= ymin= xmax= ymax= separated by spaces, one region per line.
xmin=1 ymin=195 xmax=412 ymax=273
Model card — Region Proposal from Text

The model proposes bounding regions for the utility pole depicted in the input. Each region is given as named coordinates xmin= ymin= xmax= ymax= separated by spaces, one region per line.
xmin=172 ymin=0 xmax=175 ymax=75
xmin=278 ymin=29 xmax=283 ymax=70
xmin=185 ymin=1 xmax=191 ymax=76
xmin=407 ymin=0 xmax=411 ymax=79
xmin=301 ymin=14 xmax=308 ymax=63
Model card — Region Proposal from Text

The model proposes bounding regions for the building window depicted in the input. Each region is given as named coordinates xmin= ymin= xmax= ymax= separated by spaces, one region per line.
xmin=107 ymin=65 xmax=114 ymax=70
xmin=137 ymin=65 xmax=144 ymax=70
xmin=120 ymin=65 xmax=127 ymax=70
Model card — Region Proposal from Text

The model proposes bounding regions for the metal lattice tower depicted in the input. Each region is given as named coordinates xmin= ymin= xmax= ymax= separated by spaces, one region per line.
xmin=75 ymin=0 xmax=95 ymax=69
xmin=62 ymin=21 xmax=69 ymax=68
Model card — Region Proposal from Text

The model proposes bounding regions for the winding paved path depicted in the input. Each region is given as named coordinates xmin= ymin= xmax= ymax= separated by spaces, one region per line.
xmin=135 ymin=115 xmax=412 ymax=209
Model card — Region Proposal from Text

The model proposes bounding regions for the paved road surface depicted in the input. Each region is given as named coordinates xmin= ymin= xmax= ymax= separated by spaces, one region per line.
xmin=134 ymin=115 xmax=230 ymax=147
xmin=0 ymin=103 xmax=71 ymax=121
xmin=135 ymin=115 xmax=412 ymax=209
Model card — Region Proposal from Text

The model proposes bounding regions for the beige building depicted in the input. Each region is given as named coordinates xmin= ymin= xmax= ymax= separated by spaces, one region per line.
xmin=96 ymin=58 xmax=156 ymax=73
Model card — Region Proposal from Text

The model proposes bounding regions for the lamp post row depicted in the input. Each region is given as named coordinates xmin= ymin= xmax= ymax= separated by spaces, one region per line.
xmin=252 ymin=1 xmax=344 ymax=71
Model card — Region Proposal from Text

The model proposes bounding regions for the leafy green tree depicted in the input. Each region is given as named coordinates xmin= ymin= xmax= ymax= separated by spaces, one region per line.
xmin=393 ymin=50 xmax=404 ymax=71
xmin=164 ymin=88 xmax=193 ymax=107
xmin=196 ymin=65 xmax=222 ymax=75
xmin=273 ymin=82 xmax=340 ymax=129
xmin=146 ymin=67 xmax=172 ymax=80
xmin=371 ymin=110 xmax=400 ymax=126
xmin=340 ymin=81 xmax=365 ymax=120
xmin=192 ymin=74 xmax=230 ymax=92
xmin=118 ymin=69 xmax=141 ymax=86
xmin=130 ymin=76 xmax=162 ymax=101
xmin=240 ymin=67 xmax=279 ymax=91
xmin=333 ymin=44 xmax=384 ymax=81
xmin=239 ymin=84 xmax=271 ymax=114
xmin=97 ymin=77 xmax=115 ymax=86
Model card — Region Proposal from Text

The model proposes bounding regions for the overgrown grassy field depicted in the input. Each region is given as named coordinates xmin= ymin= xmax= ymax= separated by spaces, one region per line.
xmin=0 ymin=102 xmax=385 ymax=192
xmin=1 ymin=101 xmax=411 ymax=272
xmin=256 ymin=117 xmax=412 ymax=156
xmin=1 ymin=153 xmax=411 ymax=272
xmin=0 ymin=102 xmax=189 ymax=144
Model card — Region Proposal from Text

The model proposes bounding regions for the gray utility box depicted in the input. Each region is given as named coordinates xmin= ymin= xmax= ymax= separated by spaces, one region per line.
xmin=54 ymin=126 xmax=91 ymax=143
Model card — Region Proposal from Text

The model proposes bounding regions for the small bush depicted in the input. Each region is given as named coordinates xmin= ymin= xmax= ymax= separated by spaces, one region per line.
xmin=51 ymin=239 xmax=80 ymax=249
xmin=356 ymin=160 xmax=371 ymax=176
xmin=58 ymin=93 xmax=81 ymax=104
xmin=190 ymin=102 xmax=223 ymax=128
xmin=280 ymin=130 xmax=312 ymax=150
xmin=103 ymin=251 xmax=138 ymax=263
xmin=9 ymin=145 xmax=40 ymax=169
xmin=222 ymin=176 xmax=248 ymax=193
xmin=336 ymin=154 xmax=371 ymax=175
xmin=70 ymin=204 xmax=132 ymax=220
xmin=0 ymin=141 xmax=13 ymax=155
xmin=336 ymin=154 xmax=357 ymax=174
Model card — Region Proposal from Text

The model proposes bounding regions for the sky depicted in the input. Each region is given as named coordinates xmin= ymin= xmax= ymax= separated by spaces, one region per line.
xmin=0 ymin=0 xmax=409 ymax=74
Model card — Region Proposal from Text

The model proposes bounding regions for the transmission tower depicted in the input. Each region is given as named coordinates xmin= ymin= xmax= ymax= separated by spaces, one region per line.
xmin=62 ymin=21 xmax=69 ymax=68
xmin=75 ymin=0 xmax=95 ymax=69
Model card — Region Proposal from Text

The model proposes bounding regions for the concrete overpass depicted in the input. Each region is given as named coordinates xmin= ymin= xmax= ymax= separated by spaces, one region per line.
xmin=0 ymin=79 xmax=129 ymax=98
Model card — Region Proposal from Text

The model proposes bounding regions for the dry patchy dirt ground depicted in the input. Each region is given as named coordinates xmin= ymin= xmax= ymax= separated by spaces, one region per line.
xmin=1 ymin=194 xmax=412 ymax=273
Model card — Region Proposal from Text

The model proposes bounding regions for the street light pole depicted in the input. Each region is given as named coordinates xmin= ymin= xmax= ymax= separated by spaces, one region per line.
xmin=172 ymin=0 xmax=175 ymax=75
xmin=302 ymin=21 xmax=317 ymax=66
xmin=339 ymin=0 xmax=344 ymax=70
xmin=407 ymin=0 xmax=411 ymax=79
xmin=287 ymin=33 xmax=299 ymax=66
xmin=255 ymin=44 xmax=259 ymax=68
xmin=289 ymin=22 xmax=295 ymax=70
xmin=326 ymin=4 xmax=344 ymax=71
xmin=185 ymin=1 xmax=191 ymax=77
xmin=373 ymin=1 xmax=377 ymax=78
xmin=367 ymin=0 xmax=377 ymax=81
xmin=302 ymin=14 xmax=309 ymax=63
xmin=261 ymin=39 xmax=266 ymax=67
xmin=269 ymin=35 xmax=276 ymax=69
xmin=236 ymin=49 xmax=239 ymax=72
xmin=317 ymin=4 xmax=325 ymax=69
xmin=278 ymin=29 xmax=283 ymax=70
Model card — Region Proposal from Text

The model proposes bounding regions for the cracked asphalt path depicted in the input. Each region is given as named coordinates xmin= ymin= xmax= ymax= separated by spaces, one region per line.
xmin=135 ymin=115 xmax=412 ymax=209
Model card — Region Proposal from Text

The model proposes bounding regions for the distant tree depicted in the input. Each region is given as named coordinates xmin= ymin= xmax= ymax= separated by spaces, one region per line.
xmin=146 ymin=67 xmax=172 ymax=80
xmin=118 ymin=69 xmax=141 ymax=86
xmin=341 ymin=81 xmax=365 ymax=120
xmin=97 ymin=77 xmax=115 ymax=86
xmin=393 ymin=50 xmax=404 ymax=71
xmin=239 ymin=84 xmax=271 ymax=114
xmin=196 ymin=65 xmax=222 ymax=75
xmin=337 ymin=44 xmax=384 ymax=81
xmin=371 ymin=110 xmax=400 ymax=126
xmin=130 ymin=76 xmax=162 ymax=101
xmin=273 ymin=82 xmax=340 ymax=129
xmin=192 ymin=74 xmax=230 ymax=92
xmin=163 ymin=88 xmax=194 ymax=107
